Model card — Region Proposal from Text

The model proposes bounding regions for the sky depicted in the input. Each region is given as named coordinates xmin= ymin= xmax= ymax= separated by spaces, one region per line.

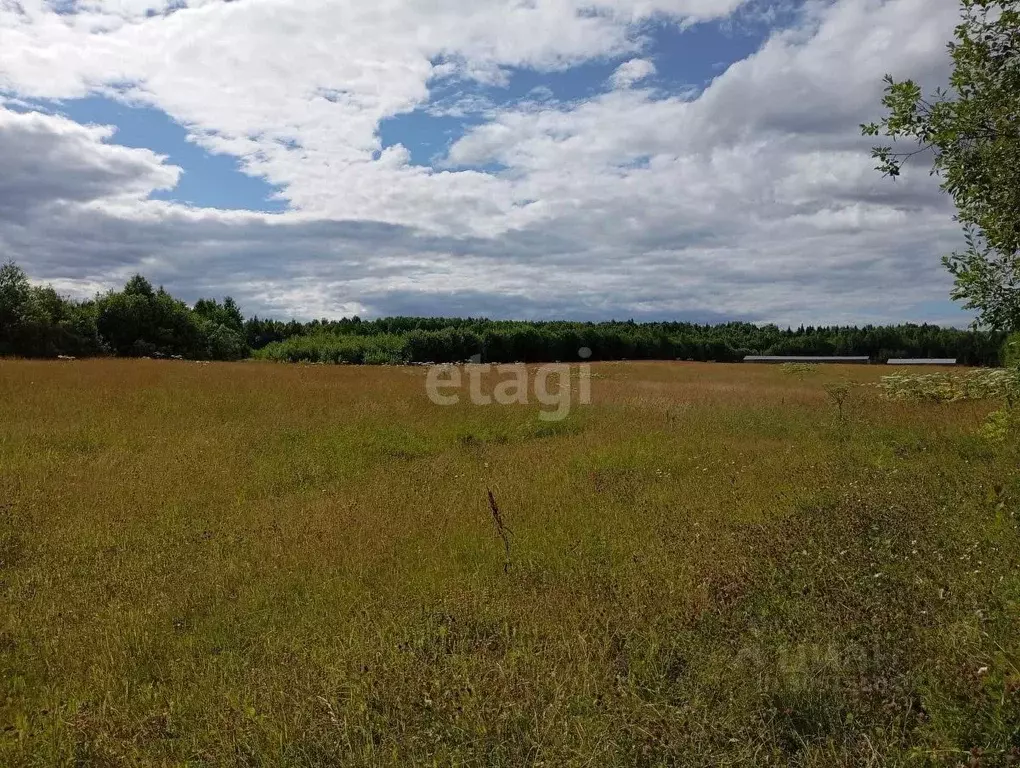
xmin=0 ymin=0 xmax=973 ymax=325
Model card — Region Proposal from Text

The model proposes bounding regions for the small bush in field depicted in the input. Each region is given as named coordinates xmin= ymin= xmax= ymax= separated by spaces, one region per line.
xmin=978 ymin=407 xmax=1017 ymax=442
xmin=780 ymin=363 xmax=818 ymax=377
xmin=823 ymin=380 xmax=856 ymax=424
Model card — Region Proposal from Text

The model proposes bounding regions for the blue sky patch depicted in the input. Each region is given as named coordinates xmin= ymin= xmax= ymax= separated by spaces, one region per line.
xmin=379 ymin=11 xmax=786 ymax=171
xmin=52 ymin=96 xmax=287 ymax=212
xmin=378 ymin=111 xmax=485 ymax=168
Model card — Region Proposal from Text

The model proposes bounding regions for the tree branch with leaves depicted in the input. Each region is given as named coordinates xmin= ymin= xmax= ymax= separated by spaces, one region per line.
xmin=863 ymin=0 xmax=1020 ymax=331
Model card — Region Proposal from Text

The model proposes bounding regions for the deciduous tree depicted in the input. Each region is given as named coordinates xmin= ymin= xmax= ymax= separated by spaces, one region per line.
xmin=863 ymin=0 xmax=1020 ymax=330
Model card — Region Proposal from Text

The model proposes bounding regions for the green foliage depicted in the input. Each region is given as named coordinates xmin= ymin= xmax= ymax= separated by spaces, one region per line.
xmin=0 ymin=261 xmax=249 ymax=361
xmin=254 ymin=332 xmax=407 ymax=364
xmin=96 ymin=280 xmax=205 ymax=358
xmin=194 ymin=298 xmax=247 ymax=360
xmin=863 ymin=0 xmax=1020 ymax=330
xmin=0 ymin=261 xmax=102 ymax=357
xmin=0 ymin=261 xmax=32 ymax=344
xmin=255 ymin=320 xmax=1006 ymax=366
xmin=1003 ymin=331 xmax=1020 ymax=367
xmin=194 ymin=296 xmax=244 ymax=333
xmin=978 ymin=406 xmax=1017 ymax=441
xmin=201 ymin=321 xmax=248 ymax=361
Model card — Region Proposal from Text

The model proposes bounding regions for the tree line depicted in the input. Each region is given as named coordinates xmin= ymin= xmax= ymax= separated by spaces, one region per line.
xmin=1 ymin=260 xmax=1010 ymax=366
xmin=252 ymin=320 xmax=1007 ymax=366
xmin=0 ymin=261 xmax=247 ymax=361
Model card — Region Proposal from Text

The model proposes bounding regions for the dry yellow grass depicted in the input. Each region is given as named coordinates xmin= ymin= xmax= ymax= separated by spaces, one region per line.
xmin=1 ymin=359 xmax=1018 ymax=766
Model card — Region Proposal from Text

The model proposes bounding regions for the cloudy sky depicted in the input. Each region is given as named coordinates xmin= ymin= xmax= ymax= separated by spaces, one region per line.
xmin=0 ymin=0 xmax=969 ymax=324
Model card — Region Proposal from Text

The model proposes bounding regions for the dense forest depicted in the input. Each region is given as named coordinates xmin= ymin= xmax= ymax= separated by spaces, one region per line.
xmin=1 ymin=261 xmax=1011 ymax=366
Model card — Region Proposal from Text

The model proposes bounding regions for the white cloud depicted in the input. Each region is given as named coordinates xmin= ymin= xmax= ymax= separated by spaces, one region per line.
xmin=0 ymin=106 xmax=179 ymax=216
xmin=610 ymin=58 xmax=657 ymax=89
xmin=0 ymin=0 xmax=975 ymax=325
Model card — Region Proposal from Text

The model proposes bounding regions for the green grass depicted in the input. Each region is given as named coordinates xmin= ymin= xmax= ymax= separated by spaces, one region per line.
xmin=1 ymin=359 xmax=1018 ymax=766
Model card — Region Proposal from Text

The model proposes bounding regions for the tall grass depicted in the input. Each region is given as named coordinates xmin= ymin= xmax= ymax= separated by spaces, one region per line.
xmin=0 ymin=360 xmax=1018 ymax=766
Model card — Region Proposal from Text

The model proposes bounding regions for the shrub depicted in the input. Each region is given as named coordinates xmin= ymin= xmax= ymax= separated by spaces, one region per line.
xmin=780 ymin=363 xmax=818 ymax=377
xmin=254 ymin=332 xmax=407 ymax=365
xmin=203 ymin=323 xmax=248 ymax=361
xmin=1003 ymin=332 xmax=1020 ymax=368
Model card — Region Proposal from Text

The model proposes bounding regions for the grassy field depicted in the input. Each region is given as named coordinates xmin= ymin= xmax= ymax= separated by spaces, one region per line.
xmin=1 ymin=359 xmax=1018 ymax=766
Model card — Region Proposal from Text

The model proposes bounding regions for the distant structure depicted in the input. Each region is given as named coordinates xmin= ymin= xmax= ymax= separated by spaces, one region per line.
xmin=886 ymin=358 xmax=958 ymax=366
xmin=743 ymin=355 xmax=870 ymax=364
